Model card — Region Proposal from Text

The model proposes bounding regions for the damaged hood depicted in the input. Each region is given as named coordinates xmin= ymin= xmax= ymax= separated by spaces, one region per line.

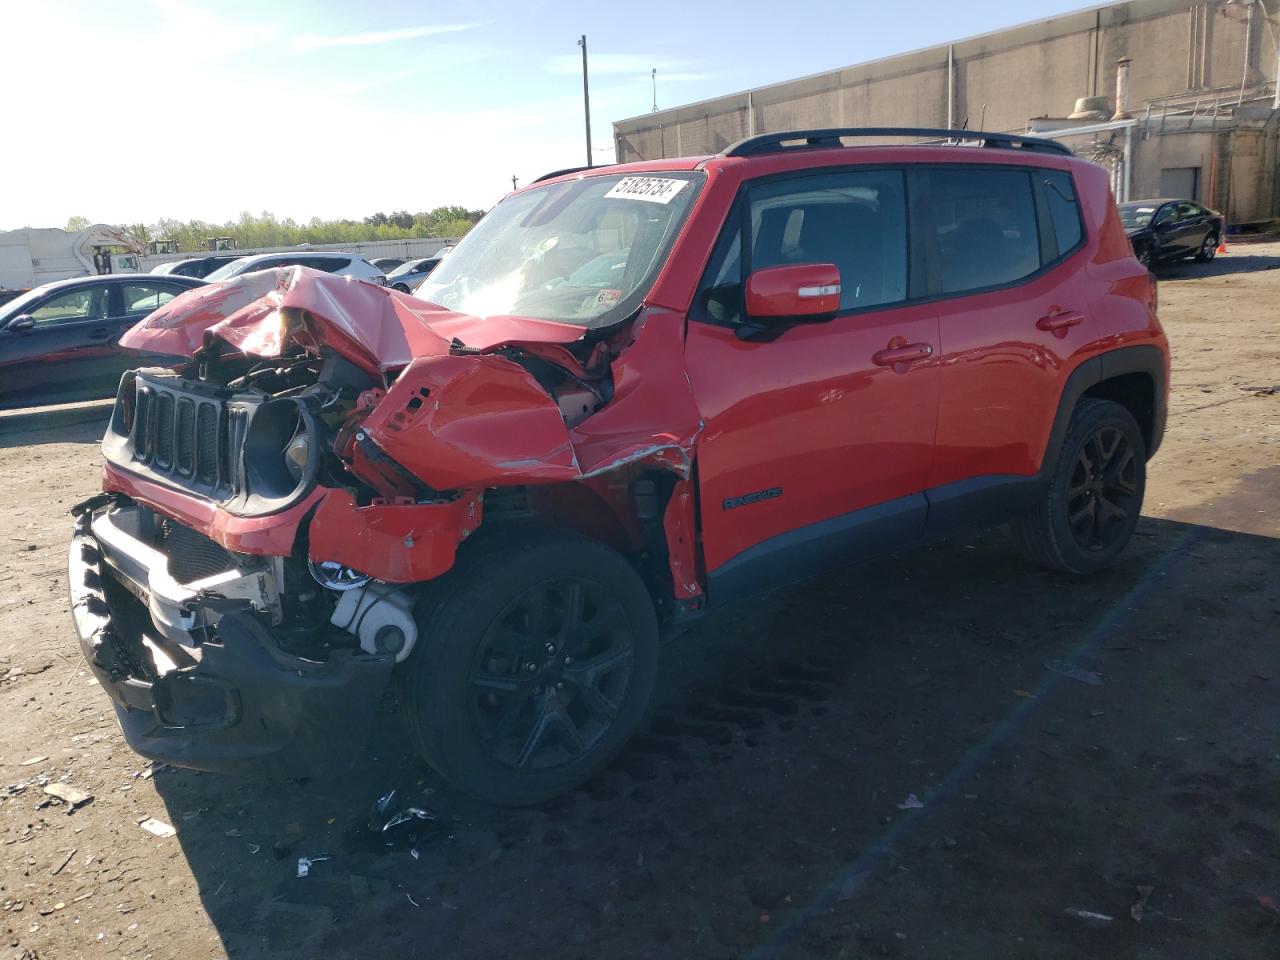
xmin=120 ymin=266 xmax=588 ymax=372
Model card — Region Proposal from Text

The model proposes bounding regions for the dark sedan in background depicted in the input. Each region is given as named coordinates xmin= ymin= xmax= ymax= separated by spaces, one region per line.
xmin=0 ymin=274 xmax=204 ymax=409
xmin=1119 ymin=198 xmax=1224 ymax=268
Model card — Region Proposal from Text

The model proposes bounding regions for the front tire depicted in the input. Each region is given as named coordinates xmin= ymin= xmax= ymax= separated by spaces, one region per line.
xmin=1010 ymin=399 xmax=1146 ymax=575
xmin=399 ymin=527 xmax=659 ymax=805
xmin=1195 ymin=232 xmax=1218 ymax=262
xmin=393 ymin=282 xmax=411 ymax=293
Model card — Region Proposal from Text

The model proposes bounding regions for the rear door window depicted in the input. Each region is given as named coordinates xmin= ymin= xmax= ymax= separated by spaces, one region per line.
xmin=121 ymin=282 xmax=183 ymax=315
xmin=918 ymin=167 xmax=1040 ymax=295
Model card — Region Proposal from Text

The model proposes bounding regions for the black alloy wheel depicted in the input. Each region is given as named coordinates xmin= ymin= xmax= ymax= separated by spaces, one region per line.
xmin=1065 ymin=424 xmax=1139 ymax=553
xmin=468 ymin=578 xmax=634 ymax=771
xmin=398 ymin=527 xmax=659 ymax=805
xmin=1136 ymin=244 xmax=1152 ymax=268
xmin=1009 ymin=398 xmax=1146 ymax=575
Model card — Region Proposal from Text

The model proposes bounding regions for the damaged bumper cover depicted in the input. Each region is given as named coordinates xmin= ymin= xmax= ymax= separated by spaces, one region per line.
xmin=68 ymin=502 xmax=393 ymax=776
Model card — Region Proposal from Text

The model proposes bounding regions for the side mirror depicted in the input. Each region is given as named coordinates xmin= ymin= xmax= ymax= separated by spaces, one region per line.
xmin=738 ymin=264 xmax=840 ymax=340
xmin=6 ymin=315 xmax=35 ymax=333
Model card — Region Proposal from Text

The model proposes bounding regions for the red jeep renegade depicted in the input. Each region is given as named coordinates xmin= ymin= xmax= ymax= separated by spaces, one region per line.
xmin=69 ymin=128 xmax=1168 ymax=804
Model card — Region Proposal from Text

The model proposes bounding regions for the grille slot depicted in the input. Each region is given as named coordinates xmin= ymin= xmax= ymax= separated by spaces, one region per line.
xmin=196 ymin=403 xmax=219 ymax=483
xmin=175 ymin=398 xmax=196 ymax=476
xmin=134 ymin=388 xmax=152 ymax=460
xmin=159 ymin=520 xmax=238 ymax=584
xmin=154 ymin=393 xmax=174 ymax=468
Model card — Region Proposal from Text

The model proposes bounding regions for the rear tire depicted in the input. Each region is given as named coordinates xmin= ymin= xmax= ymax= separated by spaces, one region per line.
xmin=398 ymin=527 xmax=659 ymax=806
xmin=1010 ymin=399 xmax=1146 ymax=575
xmin=1194 ymin=232 xmax=1218 ymax=263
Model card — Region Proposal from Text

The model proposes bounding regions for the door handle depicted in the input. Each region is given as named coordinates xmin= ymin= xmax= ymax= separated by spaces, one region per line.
xmin=1036 ymin=309 xmax=1084 ymax=334
xmin=872 ymin=341 xmax=933 ymax=369
xmin=86 ymin=326 xmax=112 ymax=341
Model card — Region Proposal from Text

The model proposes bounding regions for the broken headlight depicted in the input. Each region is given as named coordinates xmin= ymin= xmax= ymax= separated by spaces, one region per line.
xmin=283 ymin=431 xmax=311 ymax=484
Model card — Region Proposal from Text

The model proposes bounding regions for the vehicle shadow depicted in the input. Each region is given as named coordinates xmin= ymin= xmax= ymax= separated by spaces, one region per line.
xmin=1153 ymin=250 xmax=1280 ymax=280
xmin=151 ymin=512 xmax=1280 ymax=959
xmin=0 ymin=402 xmax=112 ymax=448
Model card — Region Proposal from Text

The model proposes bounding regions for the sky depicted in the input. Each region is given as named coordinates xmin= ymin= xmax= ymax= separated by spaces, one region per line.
xmin=0 ymin=0 xmax=1099 ymax=230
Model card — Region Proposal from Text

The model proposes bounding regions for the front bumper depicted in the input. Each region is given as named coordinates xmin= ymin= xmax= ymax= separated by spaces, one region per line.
xmin=68 ymin=500 xmax=394 ymax=776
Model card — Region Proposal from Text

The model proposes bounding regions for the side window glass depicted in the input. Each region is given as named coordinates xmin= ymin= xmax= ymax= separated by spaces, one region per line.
xmin=121 ymin=283 xmax=180 ymax=314
xmin=749 ymin=170 xmax=907 ymax=311
xmin=924 ymin=168 xmax=1040 ymax=295
xmin=1153 ymin=205 xmax=1176 ymax=225
xmin=28 ymin=286 xmax=108 ymax=327
xmin=1039 ymin=170 xmax=1083 ymax=260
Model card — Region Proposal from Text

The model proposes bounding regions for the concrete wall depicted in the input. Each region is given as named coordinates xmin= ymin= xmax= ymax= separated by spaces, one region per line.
xmin=614 ymin=0 xmax=1280 ymax=219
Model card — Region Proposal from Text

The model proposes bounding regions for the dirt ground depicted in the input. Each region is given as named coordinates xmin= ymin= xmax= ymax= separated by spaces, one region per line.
xmin=1 ymin=245 xmax=1277 ymax=960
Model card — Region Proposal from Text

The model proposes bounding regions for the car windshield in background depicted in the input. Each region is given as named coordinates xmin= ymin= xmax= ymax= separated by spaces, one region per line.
xmin=204 ymin=258 xmax=251 ymax=281
xmin=0 ymin=285 xmax=53 ymax=322
xmin=1118 ymin=203 xmax=1158 ymax=229
xmin=418 ymin=172 xmax=703 ymax=328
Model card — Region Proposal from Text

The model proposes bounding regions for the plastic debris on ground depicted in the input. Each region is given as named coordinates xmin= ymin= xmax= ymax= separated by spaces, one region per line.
xmin=138 ymin=817 xmax=176 ymax=838
xmin=1044 ymin=659 xmax=1103 ymax=685
xmin=1130 ymin=885 xmax=1155 ymax=922
xmin=367 ymin=788 xmax=440 ymax=849
xmin=896 ymin=793 xmax=925 ymax=810
xmin=1064 ymin=908 xmax=1114 ymax=922
xmin=297 ymin=855 xmax=332 ymax=878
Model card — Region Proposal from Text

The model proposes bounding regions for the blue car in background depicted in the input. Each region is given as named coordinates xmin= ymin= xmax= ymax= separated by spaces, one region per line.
xmin=386 ymin=250 xmax=451 ymax=293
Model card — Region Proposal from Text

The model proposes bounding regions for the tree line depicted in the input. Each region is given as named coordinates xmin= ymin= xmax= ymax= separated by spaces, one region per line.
xmin=65 ymin=206 xmax=487 ymax=255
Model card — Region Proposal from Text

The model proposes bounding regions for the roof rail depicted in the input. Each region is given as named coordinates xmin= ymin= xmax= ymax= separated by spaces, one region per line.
xmin=531 ymin=163 xmax=616 ymax=184
xmin=721 ymin=127 xmax=1073 ymax=159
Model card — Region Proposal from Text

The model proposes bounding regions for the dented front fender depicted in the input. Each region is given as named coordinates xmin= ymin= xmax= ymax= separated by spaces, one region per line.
xmin=307 ymin=489 xmax=484 ymax=584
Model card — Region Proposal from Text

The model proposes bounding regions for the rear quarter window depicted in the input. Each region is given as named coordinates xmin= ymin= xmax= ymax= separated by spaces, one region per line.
xmin=310 ymin=257 xmax=351 ymax=272
xmin=1037 ymin=170 xmax=1084 ymax=260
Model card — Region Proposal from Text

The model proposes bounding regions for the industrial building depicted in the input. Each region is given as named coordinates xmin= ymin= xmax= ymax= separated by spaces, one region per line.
xmin=614 ymin=0 xmax=1280 ymax=224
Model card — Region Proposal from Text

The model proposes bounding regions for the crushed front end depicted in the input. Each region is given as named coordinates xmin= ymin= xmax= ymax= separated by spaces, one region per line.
xmin=66 ymin=267 xmax=703 ymax=777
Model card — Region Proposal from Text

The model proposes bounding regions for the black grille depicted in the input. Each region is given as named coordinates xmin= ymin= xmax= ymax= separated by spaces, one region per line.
xmin=113 ymin=374 xmax=238 ymax=502
xmin=160 ymin=519 xmax=237 ymax=584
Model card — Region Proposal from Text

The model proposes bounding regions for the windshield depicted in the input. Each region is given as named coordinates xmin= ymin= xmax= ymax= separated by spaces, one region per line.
xmin=1118 ymin=203 xmax=1158 ymax=229
xmin=0 ymin=284 xmax=56 ymax=323
xmin=418 ymin=171 xmax=703 ymax=328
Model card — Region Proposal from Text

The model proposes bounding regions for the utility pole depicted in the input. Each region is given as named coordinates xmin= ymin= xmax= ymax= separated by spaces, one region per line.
xmin=578 ymin=34 xmax=592 ymax=167
xmin=511 ymin=174 xmax=518 ymax=191
xmin=651 ymin=68 xmax=658 ymax=112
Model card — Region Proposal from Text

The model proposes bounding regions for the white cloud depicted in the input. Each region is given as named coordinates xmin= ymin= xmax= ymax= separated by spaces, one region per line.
xmin=291 ymin=22 xmax=484 ymax=51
